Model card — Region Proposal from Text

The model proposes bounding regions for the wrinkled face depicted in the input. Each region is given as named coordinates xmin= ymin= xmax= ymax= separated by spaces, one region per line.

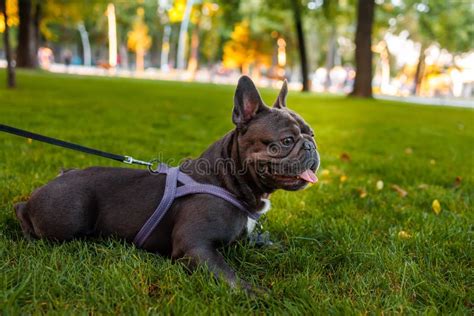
xmin=233 ymin=76 xmax=320 ymax=191
xmin=238 ymin=108 xmax=319 ymax=191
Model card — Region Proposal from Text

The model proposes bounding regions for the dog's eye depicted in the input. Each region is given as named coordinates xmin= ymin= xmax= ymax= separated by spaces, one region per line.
xmin=281 ymin=137 xmax=294 ymax=146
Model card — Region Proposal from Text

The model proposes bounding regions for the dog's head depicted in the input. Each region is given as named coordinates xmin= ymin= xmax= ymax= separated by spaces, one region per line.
xmin=233 ymin=76 xmax=320 ymax=191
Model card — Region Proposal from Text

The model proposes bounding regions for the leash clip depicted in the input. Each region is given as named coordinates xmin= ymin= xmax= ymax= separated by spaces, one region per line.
xmin=123 ymin=156 xmax=153 ymax=167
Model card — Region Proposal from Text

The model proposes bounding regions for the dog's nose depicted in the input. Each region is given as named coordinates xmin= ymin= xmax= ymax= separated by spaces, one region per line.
xmin=303 ymin=140 xmax=315 ymax=151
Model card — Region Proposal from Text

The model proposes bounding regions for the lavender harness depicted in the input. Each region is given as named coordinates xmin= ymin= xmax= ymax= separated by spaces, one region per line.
xmin=133 ymin=164 xmax=261 ymax=247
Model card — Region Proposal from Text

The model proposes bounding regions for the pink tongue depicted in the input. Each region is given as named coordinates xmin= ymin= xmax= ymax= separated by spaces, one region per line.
xmin=299 ymin=169 xmax=318 ymax=183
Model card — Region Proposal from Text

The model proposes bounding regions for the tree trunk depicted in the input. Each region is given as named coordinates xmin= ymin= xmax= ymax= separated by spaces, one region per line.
xmin=349 ymin=0 xmax=375 ymax=98
xmin=187 ymin=4 xmax=203 ymax=79
xmin=160 ymin=24 xmax=171 ymax=71
xmin=136 ymin=48 xmax=144 ymax=72
xmin=290 ymin=0 xmax=310 ymax=92
xmin=176 ymin=0 xmax=194 ymax=70
xmin=187 ymin=26 xmax=200 ymax=78
xmin=17 ymin=0 xmax=38 ymax=68
xmin=78 ymin=23 xmax=92 ymax=66
xmin=379 ymin=42 xmax=390 ymax=94
xmin=33 ymin=1 xmax=41 ymax=54
xmin=1 ymin=0 xmax=16 ymax=88
xmin=412 ymin=45 xmax=425 ymax=95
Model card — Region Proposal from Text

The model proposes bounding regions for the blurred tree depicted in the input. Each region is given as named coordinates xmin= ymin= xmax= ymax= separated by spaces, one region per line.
xmin=197 ymin=2 xmax=222 ymax=66
xmin=17 ymin=0 xmax=39 ymax=68
xmin=176 ymin=0 xmax=194 ymax=69
xmin=371 ymin=1 xmax=404 ymax=94
xmin=223 ymin=20 xmax=271 ymax=75
xmin=114 ymin=0 xmax=161 ymax=68
xmin=127 ymin=7 xmax=151 ymax=71
xmin=1 ymin=0 xmax=15 ymax=87
xmin=290 ymin=0 xmax=309 ymax=91
xmin=320 ymin=0 xmax=354 ymax=90
xmin=35 ymin=1 xmax=107 ymax=66
xmin=0 ymin=0 xmax=18 ymax=32
xmin=225 ymin=0 xmax=300 ymax=84
xmin=215 ymin=0 xmax=241 ymax=60
xmin=349 ymin=0 xmax=375 ymax=98
xmin=187 ymin=2 xmax=204 ymax=76
xmin=393 ymin=0 xmax=473 ymax=95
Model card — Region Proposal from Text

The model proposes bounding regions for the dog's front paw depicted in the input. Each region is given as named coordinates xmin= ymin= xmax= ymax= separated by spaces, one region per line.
xmin=248 ymin=230 xmax=275 ymax=248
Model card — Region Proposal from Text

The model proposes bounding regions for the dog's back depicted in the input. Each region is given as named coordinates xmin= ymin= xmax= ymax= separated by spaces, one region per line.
xmin=15 ymin=167 xmax=167 ymax=242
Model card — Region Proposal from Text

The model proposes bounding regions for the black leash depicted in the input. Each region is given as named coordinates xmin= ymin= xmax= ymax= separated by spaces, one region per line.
xmin=0 ymin=124 xmax=153 ymax=167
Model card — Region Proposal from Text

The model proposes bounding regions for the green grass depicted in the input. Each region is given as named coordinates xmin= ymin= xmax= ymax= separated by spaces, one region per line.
xmin=0 ymin=70 xmax=472 ymax=314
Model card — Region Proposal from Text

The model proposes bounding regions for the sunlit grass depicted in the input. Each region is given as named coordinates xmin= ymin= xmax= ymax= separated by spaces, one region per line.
xmin=0 ymin=70 xmax=472 ymax=314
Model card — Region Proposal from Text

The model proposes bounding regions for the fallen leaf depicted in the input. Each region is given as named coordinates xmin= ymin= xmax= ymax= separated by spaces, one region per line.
xmin=376 ymin=180 xmax=384 ymax=191
xmin=405 ymin=147 xmax=413 ymax=155
xmin=418 ymin=184 xmax=429 ymax=189
xmin=430 ymin=159 xmax=436 ymax=165
xmin=340 ymin=152 xmax=351 ymax=162
xmin=340 ymin=175 xmax=348 ymax=183
xmin=321 ymin=169 xmax=330 ymax=177
xmin=356 ymin=188 xmax=367 ymax=198
xmin=398 ymin=230 xmax=412 ymax=239
xmin=453 ymin=176 xmax=462 ymax=188
xmin=432 ymin=199 xmax=441 ymax=215
xmin=27 ymin=138 xmax=32 ymax=144
xmin=391 ymin=184 xmax=408 ymax=197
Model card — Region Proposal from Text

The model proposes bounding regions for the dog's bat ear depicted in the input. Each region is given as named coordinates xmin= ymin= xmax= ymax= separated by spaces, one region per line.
xmin=273 ymin=79 xmax=288 ymax=109
xmin=233 ymin=76 xmax=267 ymax=129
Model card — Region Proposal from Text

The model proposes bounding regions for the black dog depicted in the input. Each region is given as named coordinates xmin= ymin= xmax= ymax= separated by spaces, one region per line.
xmin=14 ymin=76 xmax=319 ymax=291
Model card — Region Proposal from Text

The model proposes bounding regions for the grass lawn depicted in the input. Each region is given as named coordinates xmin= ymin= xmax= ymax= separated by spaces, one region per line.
xmin=0 ymin=70 xmax=472 ymax=314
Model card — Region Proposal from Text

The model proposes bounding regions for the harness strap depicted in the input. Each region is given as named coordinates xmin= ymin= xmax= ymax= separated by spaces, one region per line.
xmin=133 ymin=164 xmax=259 ymax=248
xmin=157 ymin=164 xmax=254 ymax=216
xmin=175 ymin=185 xmax=258 ymax=220
xmin=134 ymin=166 xmax=179 ymax=246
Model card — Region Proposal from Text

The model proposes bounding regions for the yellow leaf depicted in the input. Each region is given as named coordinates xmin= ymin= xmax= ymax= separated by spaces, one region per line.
xmin=27 ymin=138 xmax=32 ymax=144
xmin=405 ymin=147 xmax=413 ymax=155
xmin=0 ymin=0 xmax=19 ymax=33
xmin=340 ymin=175 xmax=347 ymax=183
xmin=391 ymin=184 xmax=407 ymax=197
xmin=376 ymin=180 xmax=384 ymax=190
xmin=356 ymin=188 xmax=367 ymax=198
xmin=398 ymin=230 xmax=412 ymax=239
xmin=168 ymin=0 xmax=187 ymax=23
xmin=432 ymin=199 xmax=441 ymax=215
xmin=321 ymin=169 xmax=330 ymax=176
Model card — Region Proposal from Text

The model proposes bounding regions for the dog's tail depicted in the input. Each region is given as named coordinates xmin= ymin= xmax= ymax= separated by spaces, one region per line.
xmin=14 ymin=202 xmax=37 ymax=239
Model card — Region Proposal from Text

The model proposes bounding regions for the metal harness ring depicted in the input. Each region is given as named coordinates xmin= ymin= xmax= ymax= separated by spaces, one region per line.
xmin=148 ymin=159 xmax=161 ymax=174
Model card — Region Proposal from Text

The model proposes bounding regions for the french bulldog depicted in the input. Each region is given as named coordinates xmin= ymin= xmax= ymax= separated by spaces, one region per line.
xmin=14 ymin=76 xmax=319 ymax=292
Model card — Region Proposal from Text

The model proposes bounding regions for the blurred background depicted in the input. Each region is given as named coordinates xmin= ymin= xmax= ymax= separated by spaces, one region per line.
xmin=0 ymin=0 xmax=472 ymax=103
